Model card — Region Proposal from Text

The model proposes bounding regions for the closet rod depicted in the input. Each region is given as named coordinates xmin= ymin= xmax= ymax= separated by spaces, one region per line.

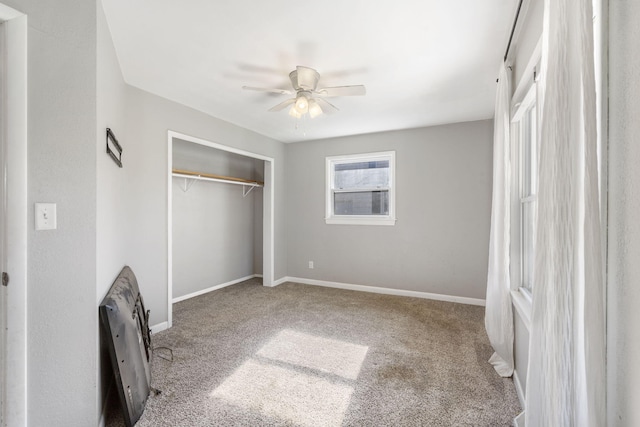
xmin=172 ymin=169 xmax=264 ymax=187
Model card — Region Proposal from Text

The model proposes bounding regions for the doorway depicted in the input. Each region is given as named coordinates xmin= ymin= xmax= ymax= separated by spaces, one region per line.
xmin=167 ymin=131 xmax=275 ymax=328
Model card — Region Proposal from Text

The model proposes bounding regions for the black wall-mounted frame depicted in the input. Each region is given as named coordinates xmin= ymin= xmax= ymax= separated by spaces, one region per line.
xmin=106 ymin=128 xmax=123 ymax=168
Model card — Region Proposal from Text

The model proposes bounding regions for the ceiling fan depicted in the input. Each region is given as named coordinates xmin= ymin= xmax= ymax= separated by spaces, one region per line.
xmin=242 ymin=66 xmax=366 ymax=119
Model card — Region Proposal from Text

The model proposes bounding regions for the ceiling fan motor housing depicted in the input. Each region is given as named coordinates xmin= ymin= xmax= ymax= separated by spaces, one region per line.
xmin=289 ymin=66 xmax=320 ymax=91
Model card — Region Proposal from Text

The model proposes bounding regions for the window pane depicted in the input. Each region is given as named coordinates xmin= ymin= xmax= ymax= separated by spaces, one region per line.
xmin=522 ymin=116 xmax=532 ymax=196
xmin=326 ymin=152 xmax=395 ymax=225
xmin=334 ymin=191 xmax=389 ymax=215
xmin=334 ymin=161 xmax=389 ymax=189
xmin=530 ymin=105 xmax=537 ymax=195
xmin=521 ymin=202 xmax=535 ymax=290
xmin=521 ymin=105 xmax=537 ymax=198
xmin=516 ymin=88 xmax=537 ymax=292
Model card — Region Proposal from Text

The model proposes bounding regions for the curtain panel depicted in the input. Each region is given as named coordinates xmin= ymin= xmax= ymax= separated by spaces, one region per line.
xmin=525 ymin=0 xmax=605 ymax=425
xmin=484 ymin=62 xmax=514 ymax=378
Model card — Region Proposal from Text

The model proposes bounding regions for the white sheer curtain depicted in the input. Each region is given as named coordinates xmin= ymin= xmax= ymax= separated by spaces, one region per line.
xmin=525 ymin=0 xmax=605 ymax=425
xmin=484 ymin=62 xmax=513 ymax=378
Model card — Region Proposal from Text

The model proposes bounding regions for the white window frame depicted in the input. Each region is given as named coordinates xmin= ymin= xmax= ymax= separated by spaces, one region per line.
xmin=512 ymin=83 xmax=538 ymax=300
xmin=325 ymin=151 xmax=396 ymax=226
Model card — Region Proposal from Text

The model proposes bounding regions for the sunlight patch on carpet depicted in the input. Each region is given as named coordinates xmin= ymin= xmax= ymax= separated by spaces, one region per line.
xmin=210 ymin=329 xmax=369 ymax=426
xmin=256 ymin=329 xmax=369 ymax=380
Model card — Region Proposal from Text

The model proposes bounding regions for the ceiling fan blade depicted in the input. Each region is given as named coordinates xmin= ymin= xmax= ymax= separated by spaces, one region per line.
xmin=242 ymin=86 xmax=293 ymax=95
xmin=316 ymin=85 xmax=366 ymax=97
xmin=315 ymin=97 xmax=339 ymax=114
xmin=268 ymin=98 xmax=296 ymax=112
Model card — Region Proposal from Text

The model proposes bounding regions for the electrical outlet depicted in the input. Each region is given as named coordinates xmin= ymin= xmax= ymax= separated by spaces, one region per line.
xmin=308 ymin=261 xmax=314 ymax=269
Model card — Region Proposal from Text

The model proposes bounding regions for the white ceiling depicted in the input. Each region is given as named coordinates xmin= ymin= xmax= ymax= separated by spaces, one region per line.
xmin=102 ymin=1 xmax=518 ymax=143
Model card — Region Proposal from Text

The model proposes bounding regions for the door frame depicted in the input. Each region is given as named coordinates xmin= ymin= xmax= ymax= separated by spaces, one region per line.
xmin=0 ymin=4 xmax=28 ymax=426
xmin=166 ymin=130 xmax=275 ymax=329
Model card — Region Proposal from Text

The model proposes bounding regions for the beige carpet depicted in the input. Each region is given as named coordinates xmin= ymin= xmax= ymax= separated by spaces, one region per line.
xmin=106 ymin=278 xmax=520 ymax=426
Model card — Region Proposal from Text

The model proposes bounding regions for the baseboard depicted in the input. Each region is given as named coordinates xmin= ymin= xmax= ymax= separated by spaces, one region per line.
xmin=513 ymin=368 xmax=526 ymax=409
xmin=150 ymin=321 xmax=169 ymax=334
xmin=172 ymin=274 xmax=259 ymax=303
xmin=271 ymin=276 xmax=288 ymax=287
xmin=281 ymin=276 xmax=486 ymax=306
xmin=513 ymin=410 xmax=525 ymax=427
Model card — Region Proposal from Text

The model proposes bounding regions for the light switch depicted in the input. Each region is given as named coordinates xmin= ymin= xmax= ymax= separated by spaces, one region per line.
xmin=35 ymin=203 xmax=57 ymax=230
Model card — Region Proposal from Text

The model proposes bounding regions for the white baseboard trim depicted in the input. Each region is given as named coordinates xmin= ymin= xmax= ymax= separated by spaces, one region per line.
xmin=150 ymin=321 xmax=169 ymax=334
xmin=270 ymin=276 xmax=288 ymax=287
xmin=280 ymin=276 xmax=486 ymax=306
xmin=172 ymin=274 xmax=258 ymax=304
xmin=513 ymin=410 xmax=525 ymax=427
xmin=513 ymin=368 xmax=526 ymax=409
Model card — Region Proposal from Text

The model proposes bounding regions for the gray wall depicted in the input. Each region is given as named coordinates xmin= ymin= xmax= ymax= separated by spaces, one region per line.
xmin=173 ymin=138 xmax=265 ymax=181
xmin=5 ymin=0 xmax=99 ymax=425
xmin=96 ymin=0 xmax=131 ymax=310
xmin=607 ymin=1 xmax=640 ymax=424
xmin=97 ymin=0 xmax=128 ymax=308
xmin=97 ymin=0 xmax=129 ymax=421
xmin=123 ymin=85 xmax=286 ymax=327
xmin=286 ymin=120 xmax=493 ymax=300
xmin=172 ymin=140 xmax=263 ymax=299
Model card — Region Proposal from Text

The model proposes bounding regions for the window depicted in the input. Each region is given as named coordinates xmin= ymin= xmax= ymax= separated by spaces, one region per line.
xmin=325 ymin=151 xmax=396 ymax=225
xmin=513 ymin=84 xmax=538 ymax=295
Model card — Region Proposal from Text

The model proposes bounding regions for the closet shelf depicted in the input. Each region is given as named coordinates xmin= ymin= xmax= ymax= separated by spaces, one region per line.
xmin=172 ymin=169 xmax=263 ymax=196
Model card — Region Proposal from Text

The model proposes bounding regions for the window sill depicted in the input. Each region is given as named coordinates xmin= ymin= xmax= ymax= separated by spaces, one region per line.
xmin=511 ymin=288 xmax=532 ymax=332
xmin=325 ymin=216 xmax=396 ymax=226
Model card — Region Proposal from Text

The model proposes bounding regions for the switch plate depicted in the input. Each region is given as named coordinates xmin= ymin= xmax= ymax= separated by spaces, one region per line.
xmin=35 ymin=203 xmax=57 ymax=230
xmin=308 ymin=261 xmax=314 ymax=269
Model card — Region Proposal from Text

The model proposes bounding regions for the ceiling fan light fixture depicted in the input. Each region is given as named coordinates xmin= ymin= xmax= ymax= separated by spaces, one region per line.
xmin=294 ymin=94 xmax=309 ymax=114
xmin=288 ymin=106 xmax=302 ymax=118
xmin=242 ymin=66 xmax=365 ymax=120
xmin=308 ymin=99 xmax=323 ymax=118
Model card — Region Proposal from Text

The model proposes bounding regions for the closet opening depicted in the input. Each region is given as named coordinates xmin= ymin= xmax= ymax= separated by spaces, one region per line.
xmin=167 ymin=131 xmax=274 ymax=328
